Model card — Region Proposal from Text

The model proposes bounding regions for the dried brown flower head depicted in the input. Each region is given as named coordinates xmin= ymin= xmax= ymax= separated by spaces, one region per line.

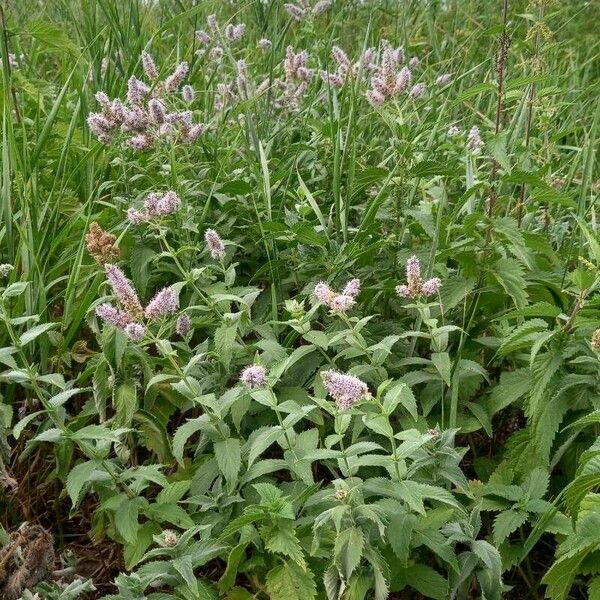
xmin=86 ymin=222 xmax=119 ymax=265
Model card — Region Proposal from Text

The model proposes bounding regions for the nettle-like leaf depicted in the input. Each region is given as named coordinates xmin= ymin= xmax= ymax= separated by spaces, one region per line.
xmin=266 ymin=562 xmax=317 ymax=600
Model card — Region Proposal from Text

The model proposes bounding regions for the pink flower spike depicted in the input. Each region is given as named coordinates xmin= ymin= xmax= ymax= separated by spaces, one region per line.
xmin=314 ymin=282 xmax=333 ymax=305
xmin=127 ymin=208 xmax=148 ymax=225
xmin=406 ymin=255 xmax=421 ymax=281
xmin=176 ymin=313 xmax=192 ymax=337
xmin=95 ymin=303 xmax=131 ymax=328
xmin=240 ymin=364 xmax=267 ymax=389
xmin=104 ymin=264 xmax=143 ymax=319
xmin=329 ymin=294 xmax=355 ymax=313
xmin=395 ymin=284 xmax=411 ymax=298
xmin=321 ymin=370 xmax=370 ymax=410
xmin=421 ymin=277 xmax=442 ymax=296
xmin=342 ymin=278 xmax=361 ymax=298
xmin=145 ymin=286 xmax=179 ymax=319
xmin=204 ymin=228 xmax=226 ymax=260
xmin=125 ymin=322 xmax=145 ymax=341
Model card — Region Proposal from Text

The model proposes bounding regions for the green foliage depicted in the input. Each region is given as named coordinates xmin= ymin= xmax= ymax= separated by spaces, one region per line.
xmin=0 ymin=0 xmax=599 ymax=598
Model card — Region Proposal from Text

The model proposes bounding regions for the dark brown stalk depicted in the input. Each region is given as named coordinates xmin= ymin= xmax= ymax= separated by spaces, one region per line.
xmin=488 ymin=0 xmax=511 ymax=218
xmin=517 ymin=3 xmax=545 ymax=227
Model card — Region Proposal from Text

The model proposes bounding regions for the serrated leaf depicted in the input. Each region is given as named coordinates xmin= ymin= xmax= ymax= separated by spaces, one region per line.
xmin=214 ymin=438 xmax=241 ymax=488
xmin=266 ymin=562 xmax=316 ymax=600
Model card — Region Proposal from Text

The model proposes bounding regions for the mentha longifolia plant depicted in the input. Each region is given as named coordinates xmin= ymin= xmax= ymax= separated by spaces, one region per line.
xmin=3 ymin=5 xmax=600 ymax=600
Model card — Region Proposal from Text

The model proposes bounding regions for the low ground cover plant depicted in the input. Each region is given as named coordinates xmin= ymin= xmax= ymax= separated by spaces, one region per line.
xmin=0 ymin=0 xmax=599 ymax=598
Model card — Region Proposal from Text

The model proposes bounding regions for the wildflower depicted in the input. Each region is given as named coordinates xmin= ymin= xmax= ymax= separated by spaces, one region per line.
xmin=284 ymin=3 xmax=305 ymax=21
xmin=196 ymin=30 xmax=211 ymax=45
xmin=329 ymin=294 xmax=355 ymax=313
xmin=395 ymin=255 xmax=442 ymax=299
xmin=367 ymin=89 xmax=385 ymax=107
xmin=334 ymin=489 xmax=348 ymax=501
xmin=204 ymin=228 xmax=226 ymax=260
xmin=421 ymin=277 xmax=442 ymax=296
xmin=164 ymin=62 xmax=188 ymax=93
xmin=342 ymin=278 xmax=361 ymax=298
xmin=394 ymin=66 xmax=411 ymax=93
xmin=86 ymin=222 xmax=119 ymax=265
xmin=184 ymin=123 xmax=205 ymax=142
xmin=466 ymin=125 xmax=484 ymax=151
xmin=209 ymin=46 xmax=224 ymax=66
xmin=105 ymin=264 xmax=144 ymax=319
xmin=176 ymin=313 xmax=192 ymax=337
xmin=436 ymin=73 xmax=452 ymax=86
xmin=240 ymin=364 xmax=267 ymax=389
xmin=145 ymin=287 xmax=178 ymax=319
xmin=127 ymin=76 xmax=149 ymax=105
xmin=163 ymin=530 xmax=178 ymax=547
xmin=155 ymin=191 xmax=180 ymax=215
xmin=225 ymin=23 xmax=246 ymax=43
xmin=207 ymin=14 xmax=219 ymax=34
xmin=313 ymin=0 xmax=332 ymax=14
xmin=95 ymin=303 xmax=131 ymax=329
xmin=409 ymin=82 xmax=426 ymax=99
xmin=447 ymin=125 xmax=461 ymax=136
xmin=321 ymin=370 xmax=370 ymax=410
xmin=124 ymin=322 xmax=145 ymax=341
xmin=258 ymin=38 xmax=272 ymax=50
xmin=87 ymin=113 xmax=112 ymax=137
xmin=592 ymin=329 xmax=600 ymax=352
xmin=0 ymin=264 xmax=14 ymax=277
xmin=143 ymin=192 xmax=162 ymax=216
xmin=126 ymin=134 xmax=153 ymax=150
xmin=314 ymin=282 xmax=334 ymax=305
xmin=127 ymin=208 xmax=148 ymax=225
xmin=148 ymin=98 xmax=166 ymax=124
xmin=236 ymin=59 xmax=248 ymax=97
xmin=141 ymin=50 xmax=158 ymax=80
xmin=314 ymin=279 xmax=360 ymax=313
xmin=408 ymin=56 xmax=420 ymax=68
xmin=182 ymin=85 xmax=194 ymax=103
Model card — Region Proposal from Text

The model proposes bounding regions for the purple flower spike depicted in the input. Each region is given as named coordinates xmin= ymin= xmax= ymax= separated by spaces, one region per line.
xmin=145 ymin=286 xmax=178 ymax=319
xmin=240 ymin=364 xmax=267 ymax=389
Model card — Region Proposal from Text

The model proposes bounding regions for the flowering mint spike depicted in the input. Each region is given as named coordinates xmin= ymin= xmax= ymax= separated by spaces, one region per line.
xmin=104 ymin=264 xmax=143 ymax=319
xmin=145 ymin=287 xmax=178 ymax=319
xmin=321 ymin=370 xmax=370 ymax=410
xmin=95 ymin=303 xmax=131 ymax=328
xmin=240 ymin=364 xmax=267 ymax=389
xmin=342 ymin=278 xmax=361 ymax=298
xmin=176 ymin=313 xmax=192 ymax=337
xmin=141 ymin=50 xmax=158 ymax=80
xmin=204 ymin=229 xmax=226 ymax=260
xmin=124 ymin=322 xmax=145 ymax=341
xmin=421 ymin=278 xmax=442 ymax=296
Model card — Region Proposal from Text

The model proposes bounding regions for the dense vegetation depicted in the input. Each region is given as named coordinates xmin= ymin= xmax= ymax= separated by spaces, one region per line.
xmin=0 ymin=0 xmax=599 ymax=598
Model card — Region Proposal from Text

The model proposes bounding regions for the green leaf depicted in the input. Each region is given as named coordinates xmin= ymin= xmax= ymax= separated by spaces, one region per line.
xmin=246 ymin=425 xmax=283 ymax=467
xmin=172 ymin=416 xmax=210 ymax=465
xmin=214 ymin=323 xmax=237 ymax=369
xmin=214 ymin=438 xmax=241 ymax=488
xmin=218 ymin=543 xmax=247 ymax=593
xmin=66 ymin=460 xmax=100 ymax=506
xmin=115 ymin=498 xmax=140 ymax=544
xmin=19 ymin=323 xmax=56 ymax=346
xmin=388 ymin=509 xmax=417 ymax=563
xmin=383 ymin=383 xmax=417 ymax=420
xmin=396 ymin=564 xmax=448 ymax=600
xmin=113 ymin=380 xmax=137 ymax=428
xmin=172 ymin=554 xmax=198 ymax=595
xmin=266 ymin=562 xmax=317 ymax=600
xmin=493 ymin=509 xmax=528 ymax=545
xmin=334 ymin=527 xmax=364 ymax=580
xmin=491 ymin=258 xmax=529 ymax=309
